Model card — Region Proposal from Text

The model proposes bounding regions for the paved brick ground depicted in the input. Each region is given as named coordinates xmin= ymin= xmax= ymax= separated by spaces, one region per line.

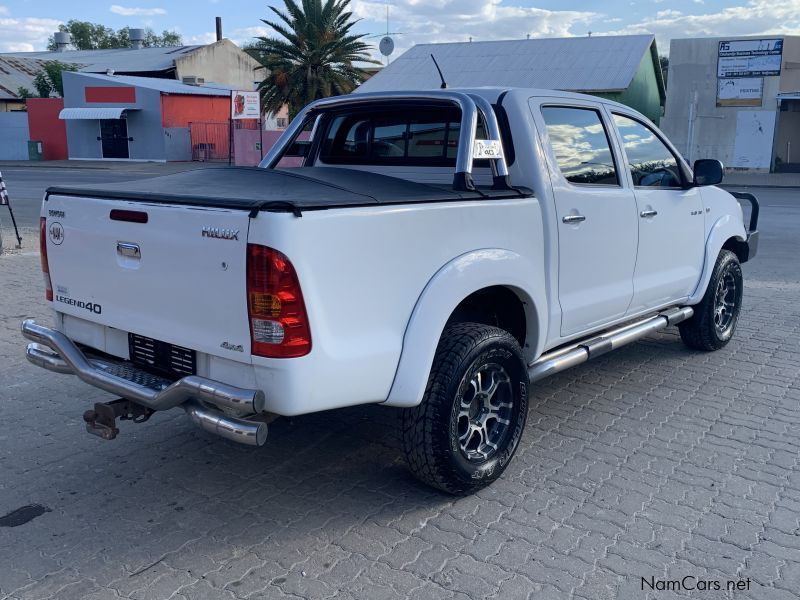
xmin=1 ymin=248 xmax=798 ymax=600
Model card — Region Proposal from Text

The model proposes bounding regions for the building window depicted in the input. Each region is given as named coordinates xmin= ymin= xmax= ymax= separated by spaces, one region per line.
xmin=276 ymin=117 xmax=288 ymax=129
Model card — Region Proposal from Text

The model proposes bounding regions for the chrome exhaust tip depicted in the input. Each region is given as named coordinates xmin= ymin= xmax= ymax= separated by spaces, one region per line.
xmin=183 ymin=401 xmax=268 ymax=447
xmin=26 ymin=343 xmax=73 ymax=374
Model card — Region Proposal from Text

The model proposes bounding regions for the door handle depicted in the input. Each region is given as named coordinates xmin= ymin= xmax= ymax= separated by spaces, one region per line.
xmin=562 ymin=214 xmax=586 ymax=224
xmin=117 ymin=242 xmax=141 ymax=259
xmin=640 ymin=210 xmax=658 ymax=218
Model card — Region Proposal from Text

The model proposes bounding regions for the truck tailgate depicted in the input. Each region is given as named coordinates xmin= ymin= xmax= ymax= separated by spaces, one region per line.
xmin=44 ymin=194 xmax=253 ymax=363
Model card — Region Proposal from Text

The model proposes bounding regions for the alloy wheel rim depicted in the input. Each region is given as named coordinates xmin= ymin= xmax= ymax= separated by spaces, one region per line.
xmin=714 ymin=270 xmax=737 ymax=335
xmin=457 ymin=363 xmax=514 ymax=463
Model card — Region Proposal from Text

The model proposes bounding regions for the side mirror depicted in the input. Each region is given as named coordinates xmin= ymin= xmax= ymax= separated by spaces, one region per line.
xmin=693 ymin=159 xmax=724 ymax=186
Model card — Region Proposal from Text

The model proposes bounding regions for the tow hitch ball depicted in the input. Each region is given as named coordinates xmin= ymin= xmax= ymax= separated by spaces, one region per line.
xmin=82 ymin=398 xmax=154 ymax=441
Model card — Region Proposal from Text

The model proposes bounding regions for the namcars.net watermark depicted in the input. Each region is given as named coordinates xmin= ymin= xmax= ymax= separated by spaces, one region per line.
xmin=642 ymin=576 xmax=752 ymax=593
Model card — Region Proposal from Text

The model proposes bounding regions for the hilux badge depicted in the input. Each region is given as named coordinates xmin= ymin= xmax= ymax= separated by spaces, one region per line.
xmin=202 ymin=226 xmax=239 ymax=241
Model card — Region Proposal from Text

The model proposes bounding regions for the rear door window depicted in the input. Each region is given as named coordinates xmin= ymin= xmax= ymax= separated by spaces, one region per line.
xmin=541 ymin=106 xmax=620 ymax=186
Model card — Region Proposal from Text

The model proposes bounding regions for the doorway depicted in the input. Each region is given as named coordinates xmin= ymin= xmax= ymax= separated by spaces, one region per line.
xmin=775 ymin=99 xmax=800 ymax=172
xmin=99 ymin=119 xmax=129 ymax=159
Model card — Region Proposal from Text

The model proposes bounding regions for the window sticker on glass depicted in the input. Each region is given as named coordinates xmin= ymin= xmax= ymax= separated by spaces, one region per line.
xmin=473 ymin=140 xmax=503 ymax=160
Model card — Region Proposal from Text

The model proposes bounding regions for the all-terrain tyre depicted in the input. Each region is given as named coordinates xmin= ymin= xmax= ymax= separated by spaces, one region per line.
xmin=401 ymin=323 xmax=529 ymax=495
xmin=679 ymin=250 xmax=743 ymax=351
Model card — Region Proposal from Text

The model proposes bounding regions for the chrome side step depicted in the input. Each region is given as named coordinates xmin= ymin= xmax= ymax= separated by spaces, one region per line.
xmin=528 ymin=306 xmax=694 ymax=383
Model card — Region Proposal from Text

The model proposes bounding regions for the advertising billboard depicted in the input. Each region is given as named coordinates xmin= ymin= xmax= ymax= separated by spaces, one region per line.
xmin=717 ymin=38 xmax=783 ymax=77
xmin=717 ymin=78 xmax=764 ymax=107
xmin=231 ymin=91 xmax=260 ymax=120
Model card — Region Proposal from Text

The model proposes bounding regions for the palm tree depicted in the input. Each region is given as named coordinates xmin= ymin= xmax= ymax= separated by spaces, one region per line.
xmin=254 ymin=0 xmax=378 ymax=119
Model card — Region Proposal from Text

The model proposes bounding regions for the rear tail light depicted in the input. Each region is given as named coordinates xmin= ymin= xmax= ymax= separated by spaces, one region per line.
xmin=246 ymin=244 xmax=311 ymax=358
xmin=39 ymin=217 xmax=53 ymax=301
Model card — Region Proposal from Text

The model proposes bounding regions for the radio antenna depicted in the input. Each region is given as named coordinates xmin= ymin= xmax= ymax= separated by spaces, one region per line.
xmin=430 ymin=54 xmax=447 ymax=89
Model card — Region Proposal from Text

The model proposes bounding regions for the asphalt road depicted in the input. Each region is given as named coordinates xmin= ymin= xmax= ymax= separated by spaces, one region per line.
xmin=0 ymin=164 xmax=794 ymax=282
xmin=0 ymin=167 xmax=798 ymax=599
xmin=0 ymin=163 xmax=212 ymax=235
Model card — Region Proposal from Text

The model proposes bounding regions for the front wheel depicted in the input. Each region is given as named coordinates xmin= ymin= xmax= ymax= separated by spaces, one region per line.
xmin=401 ymin=323 xmax=529 ymax=495
xmin=680 ymin=249 xmax=743 ymax=351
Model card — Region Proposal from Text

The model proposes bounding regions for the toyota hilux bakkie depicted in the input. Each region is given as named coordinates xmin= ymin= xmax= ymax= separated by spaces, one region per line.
xmin=23 ymin=88 xmax=758 ymax=493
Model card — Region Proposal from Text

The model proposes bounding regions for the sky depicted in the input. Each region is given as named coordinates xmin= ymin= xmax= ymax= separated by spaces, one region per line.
xmin=1 ymin=0 xmax=799 ymax=61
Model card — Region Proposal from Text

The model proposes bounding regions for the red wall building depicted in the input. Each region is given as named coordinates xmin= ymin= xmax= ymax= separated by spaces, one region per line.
xmin=26 ymin=98 xmax=68 ymax=160
xmin=161 ymin=95 xmax=231 ymax=128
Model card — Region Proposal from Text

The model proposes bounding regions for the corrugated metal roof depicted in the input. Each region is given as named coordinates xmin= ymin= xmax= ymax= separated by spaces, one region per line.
xmin=2 ymin=45 xmax=202 ymax=74
xmin=0 ymin=45 xmax=207 ymax=100
xmin=68 ymin=72 xmax=233 ymax=95
xmin=0 ymin=56 xmax=53 ymax=99
xmin=357 ymin=35 xmax=657 ymax=94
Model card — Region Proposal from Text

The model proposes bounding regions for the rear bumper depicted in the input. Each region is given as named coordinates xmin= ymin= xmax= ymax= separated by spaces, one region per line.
xmin=21 ymin=319 xmax=265 ymax=415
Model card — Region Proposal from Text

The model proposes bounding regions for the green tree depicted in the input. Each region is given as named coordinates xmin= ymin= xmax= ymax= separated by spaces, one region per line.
xmin=253 ymin=0 xmax=378 ymax=118
xmin=32 ymin=61 xmax=78 ymax=98
xmin=16 ymin=86 xmax=34 ymax=99
xmin=47 ymin=21 xmax=182 ymax=50
xmin=32 ymin=72 xmax=53 ymax=98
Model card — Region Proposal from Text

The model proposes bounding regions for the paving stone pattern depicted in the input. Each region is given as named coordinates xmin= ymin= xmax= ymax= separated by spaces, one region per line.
xmin=1 ymin=251 xmax=799 ymax=600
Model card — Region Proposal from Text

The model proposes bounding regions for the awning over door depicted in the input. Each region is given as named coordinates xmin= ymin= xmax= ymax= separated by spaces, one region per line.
xmin=59 ymin=107 xmax=138 ymax=120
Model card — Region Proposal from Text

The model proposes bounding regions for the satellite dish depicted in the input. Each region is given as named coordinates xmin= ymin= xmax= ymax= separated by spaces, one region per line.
xmin=379 ymin=36 xmax=395 ymax=57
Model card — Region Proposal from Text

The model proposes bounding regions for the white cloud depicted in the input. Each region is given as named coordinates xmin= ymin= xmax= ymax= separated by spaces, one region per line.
xmin=0 ymin=6 xmax=9 ymax=16
xmin=608 ymin=0 xmax=800 ymax=52
xmin=348 ymin=0 xmax=597 ymax=60
xmin=221 ymin=0 xmax=800 ymax=65
xmin=230 ymin=25 xmax=272 ymax=43
xmin=186 ymin=31 xmax=217 ymax=45
xmin=0 ymin=16 xmax=62 ymax=52
xmin=109 ymin=5 xmax=166 ymax=17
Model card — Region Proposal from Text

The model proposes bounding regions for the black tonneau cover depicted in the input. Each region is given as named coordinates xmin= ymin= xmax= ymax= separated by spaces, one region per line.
xmin=46 ymin=167 xmax=531 ymax=214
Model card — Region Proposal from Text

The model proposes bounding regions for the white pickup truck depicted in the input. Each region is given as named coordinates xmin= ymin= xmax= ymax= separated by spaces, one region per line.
xmin=23 ymin=88 xmax=758 ymax=494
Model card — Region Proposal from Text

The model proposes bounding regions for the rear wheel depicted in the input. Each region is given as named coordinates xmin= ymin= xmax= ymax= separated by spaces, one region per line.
xmin=680 ymin=250 xmax=743 ymax=351
xmin=401 ymin=323 xmax=529 ymax=494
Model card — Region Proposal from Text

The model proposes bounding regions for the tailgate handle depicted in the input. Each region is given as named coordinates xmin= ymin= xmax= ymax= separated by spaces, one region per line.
xmin=117 ymin=242 xmax=141 ymax=259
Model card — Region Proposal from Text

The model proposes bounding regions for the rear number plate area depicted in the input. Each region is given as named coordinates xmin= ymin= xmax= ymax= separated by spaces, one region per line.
xmin=128 ymin=333 xmax=196 ymax=379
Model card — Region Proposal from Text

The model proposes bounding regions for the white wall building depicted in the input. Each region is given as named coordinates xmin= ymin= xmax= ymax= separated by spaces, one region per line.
xmin=661 ymin=35 xmax=800 ymax=172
